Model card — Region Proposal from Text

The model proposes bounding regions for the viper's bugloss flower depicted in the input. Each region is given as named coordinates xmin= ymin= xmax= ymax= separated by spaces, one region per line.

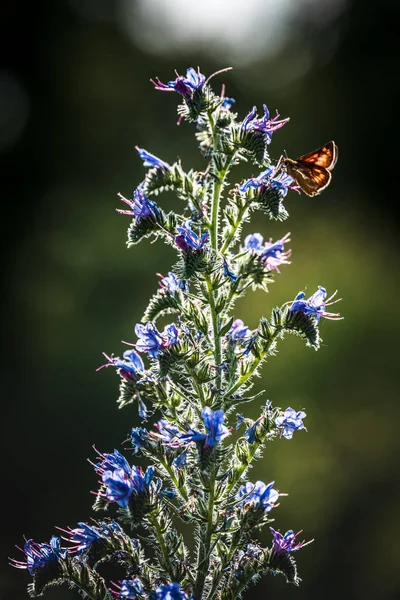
xmin=97 ymin=350 xmax=145 ymax=381
xmin=96 ymin=449 xmax=132 ymax=476
xmin=136 ymin=146 xmax=170 ymax=171
xmin=10 ymin=536 xmax=66 ymax=575
xmin=243 ymin=421 xmax=258 ymax=443
xmin=290 ymin=286 xmax=343 ymax=322
xmin=175 ymin=221 xmax=209 ymax=252
xmin=222 ymin=97 xmax=235 ymax=109
xmin=60 ymin=520 xmax=122 ymax=554
xmin=163 ymin=323 xmax=179 ymax=347
xmin=112 ymin=576 xmax=145 ymax=598
xmin=158 ymin=272 xmax=189 ymax=294
xmin=135 ymin=323 xmax=163 ymax=358
xmin=241 ymin=105 xmax=289 ymax=142
xmin=239 ymin=166 xmax=296 ymax=196
xmin=131 ymin=427 xmax=149 ymax=453
xmin=102 ymin=469 xmax=135 ymax=508
xmin=222 ymin=256 xmax=238 ymax=282
xmin=154 ymin=419 xmax=181 ymax=446
xmin=237 ymin=480 xmax=280 ymax=511
xmin=270 ymin=527 xmax=312 ymax=554
xmin=236 ymin=413 xmax=245 ymax=429
xmin=180 ymin=407 xmax=230 ymax=448
xmin=275 ymin=408 xmax=307 ymax=440
xmin=117 ymin=185 xmax=160 ymax=221
xmin=228 ymin=319 xmax=251 ymax=342
xmin=172 ymin=448 xmax=188 ymax=468
xmin=244 ymin=232 xmax=291 ymax=272
xmin=151 ymin=67 xmax=206 ymax=99
xmin=153 ymin=582 xmax=189 ymax=600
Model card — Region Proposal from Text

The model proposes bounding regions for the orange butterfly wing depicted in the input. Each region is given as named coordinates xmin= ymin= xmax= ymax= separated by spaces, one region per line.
xmin=284 ymin=162 xmax=332 ymax=197
xmin=297 ymin=141 xmax=338 ymax=170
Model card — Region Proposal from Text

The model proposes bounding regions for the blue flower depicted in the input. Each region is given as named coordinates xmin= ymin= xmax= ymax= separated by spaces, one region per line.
xmin=155 ymin=419 xmax=181 ymax=445
xmin=151 ymin=67 xmax=206 ymax=99
xmin=179 ymin=408 xmax=230 ymax=448
xmin=97 ymin=349 xmax=145 ymax=381
xmin=113 ymin=577 xmax=145 ymax=598
xmin=290 ymin=286 xmax=342 ymax=322
xmin=131 ymin=427 xmax=149 ymax=453
xmin=153 ymin=582 xmax=188 ymax=600
xmin=239 ymin=166 xmax=296 ymax=196
xmin=10 ymin=536 xmax=66 ymax=575
xmin=158 ymin=272 xmax=189 ymax=294
xmin=241 ymin=104 xmax=289 ymax=142
xmin=236 ymin=413 xmax=245 ymax=429
xmin=162 ymin=323 xmax=179 ymax=347
xmin=270 ymin=528 xmax=313 ymax=554
xmin=243 ymin=421 xmax=258 ymax=443
xmin=135 ymin=323 xmax=164 ymax=359
xmin=175 ymin=221 xmax=209 ymax=252
xmin=237 ymin=481 xmax=280 ymax=511
xmin=228 ymin=319 xmax=250 ymax=342
xmin=172 ymin=448 xmax=188 ymax=468
xmin=117 ymin=185 xmax=160 ymax=222
xmin=61 ymin=520 xmax=122 ymax=554
xmin=275 ymin=408 xmax=307 ymax=440
xmin=222 ymin=256 xmax=238 ymax=282
xmin=243 ymin=233 xmax=264 ymax=251
xmin=138 ymin=397 xmax=148 ymax=420
xmin=244 ymin=232 xmax=291 ymax=272
xmin=136 ymin=146 xmax=170 ymax=171
xmin=95 ymin=449 xmax=132 ymax=476
xmin=102 ymin=468 xmax=134 ymax=508
xmin=222 ymin=97 xmax=235 ymax=109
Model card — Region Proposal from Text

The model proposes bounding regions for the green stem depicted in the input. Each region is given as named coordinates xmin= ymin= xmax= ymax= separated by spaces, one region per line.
xmin=148 ymin=513 xmax=176 ymax=581
xmin=185 ymin=364 xmax=206 ymax=407
xmin=220 ymin=201 xmax=250 ymax=255
xmin=158 ymin=455 xmax=188 ymax=502
xmin=223 ymin=330 xmax=280 ymax=399
xmin=193 ymin=465 xmax=216 ymax=600
xmin=205 ymin=275 xmax=222 ymax=390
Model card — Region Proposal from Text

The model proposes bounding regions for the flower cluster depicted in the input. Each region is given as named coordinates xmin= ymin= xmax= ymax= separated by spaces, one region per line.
xmin=12 ymin=65 xmax=341 ymax=600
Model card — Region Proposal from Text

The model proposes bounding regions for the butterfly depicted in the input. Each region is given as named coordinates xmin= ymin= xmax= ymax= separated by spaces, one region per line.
xmin=280 ymin=141 xmax=338 ymax=197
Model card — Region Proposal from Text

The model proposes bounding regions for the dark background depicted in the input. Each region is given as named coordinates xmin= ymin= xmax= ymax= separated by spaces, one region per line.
xmin=1 ymin=1 xmax=399 ymax=599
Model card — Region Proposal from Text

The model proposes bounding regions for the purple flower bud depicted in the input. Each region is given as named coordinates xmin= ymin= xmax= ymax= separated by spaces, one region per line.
xmin=151 ymin=67 xmax=206 ymax=99
xmin=136 ymin=146 xmax=170 ymax=170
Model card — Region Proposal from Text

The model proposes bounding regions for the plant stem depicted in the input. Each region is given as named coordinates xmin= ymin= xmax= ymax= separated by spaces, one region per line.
xmin=193 ymin=465 xmax=216 ymax=600
xmin=148 ymin=513 xmax=176 ymax=581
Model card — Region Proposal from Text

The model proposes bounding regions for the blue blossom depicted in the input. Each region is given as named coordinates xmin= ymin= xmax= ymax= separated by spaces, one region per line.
xmin=95 ymin=449 xmax=132 ymax=476
xmin=138 ymin=398 xmax=148 ymax=420
xmin=222 ymin=256 xmax=238 ymax=282
xmin=222 ymin=97 xmax=235 ymax=109
xmin=172 ymin=448 xmax=188 ymax=468
xmin=270 ymin=527 xmax=313 ymax=554
xmin=113 ymin=577 xmax=145 ymax=598
xmin=236 ymin=413 xmax=245 ymax=429
xmin=97 ymin=349 xmax=145 ymax=381
xmin=136 ymin=146 xmax=170 ymax=171
xmin=154 ymin=419 xmax=181 ymax=445
xmin=243 ymin=421 xmax=258 ymax=443
xmin=244 ymin=232 xmax=291 ymax=272
xmin=228 ymin=319 xmax=250 ymax=342
xmin=175 ymin=221 xmax=209 ymax=252
xmin=243 ymin=233 xmax=264 ymax=251
xmin=102 ymin=469 xmax=134 ymax=508
xmin=153 ymin=582 xmax=188 ymax=600
xmin=10 ymin=536 xmax=66 ymax=575
xmin=60 ymin=520 xmax=122 ymax=554
xmin=290 ymin=286 xmax=343 ymax=322
xmin=241 ymin=104 xmax=289 ymax=142
xmin=181 ymin=407 xmax=230 ymax=448
xmin=151 ymin=67 xmax=206 ymax=99
xmin=163 ymin=323 xmax=179 ymax=347
xmin=275 ymin=408 xmax=307 ymax=440
xmin=131 ymin=427 xmax=149 ymax=453
xmin=237 ymin=480 xmax=280 ymax=511
xmin=117 ymin=185 xmax=160 ymax=222
xmin=239 ymin=166 xmax=296 ymax=196
xmin=158 ymin=272 xmax=189 ymax=294
xmin=135 ymin=323 xmax=163 ymax=359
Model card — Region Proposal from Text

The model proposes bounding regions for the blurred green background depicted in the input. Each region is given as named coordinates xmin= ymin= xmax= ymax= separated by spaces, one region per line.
xmin=1 ymin=0 xmax=399 ymax=599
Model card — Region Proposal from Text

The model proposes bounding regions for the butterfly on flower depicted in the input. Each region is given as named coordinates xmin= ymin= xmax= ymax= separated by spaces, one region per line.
xmin=279 ymin=141 xmax=338 ymax=197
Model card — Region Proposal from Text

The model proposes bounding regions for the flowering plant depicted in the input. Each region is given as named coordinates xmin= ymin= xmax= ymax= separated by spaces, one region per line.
xmin=11 ymin=66 xmax=342 ymax=600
